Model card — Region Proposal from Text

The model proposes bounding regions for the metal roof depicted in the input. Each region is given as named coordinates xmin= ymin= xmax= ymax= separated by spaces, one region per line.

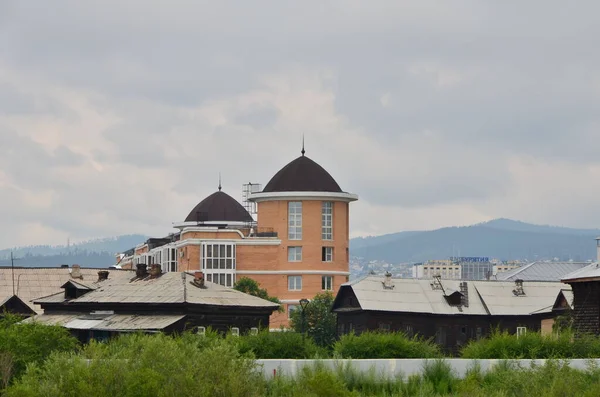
xmin=0 ymin=267 xmax=135 ymax=313
xmin=496 ymin=261 xmax=590 ymax=282
xmin=335 ymin=276 xmax=569 ymax=316
xmin=562 ymin=263 xmax=600 ymax=283
xmin=23 ymin=313 xmax=185 ymax=331
xmin=43 ymin=272 xmax=280 ymax=309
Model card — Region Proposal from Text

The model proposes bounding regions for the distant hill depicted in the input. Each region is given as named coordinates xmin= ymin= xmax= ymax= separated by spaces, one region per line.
xmin=0 ymin=234 xmax=148 ymax=268
xmin=350 ymin=219 xmax=600 ymax=264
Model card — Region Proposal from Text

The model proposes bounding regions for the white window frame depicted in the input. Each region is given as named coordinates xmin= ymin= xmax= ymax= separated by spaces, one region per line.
xmin=321 ymin=275 xmax=333 ymax=290
xmin=322 ymin=201 xmax=333 ymax=240
xmin=288 ymin=202 xmax=302 ymax=240
xmin=517 ymin=326 xmax=527 ymax=338
xmin=202 ymin=243 xmax=236 ymax=287
xmin=288 ymin=246 xmax=302 ymax=262
xmin=322 ymin=246 xmax=333 ymax=262
xmin=161 ymin=246 xmax=178 ymax=273
xmin=288 ymin=275 xmax=302 ymax=291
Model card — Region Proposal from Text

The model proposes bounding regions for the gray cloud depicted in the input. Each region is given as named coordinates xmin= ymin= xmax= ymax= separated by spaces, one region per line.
xmin=2 ymin=1 xmax=600 ymax=246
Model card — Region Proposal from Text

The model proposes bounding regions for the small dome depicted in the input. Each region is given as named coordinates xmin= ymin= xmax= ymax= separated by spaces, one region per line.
xmin=185 ymin=191 xmax=253 ymax=223
xmin=263 ymin=155 xmax=343 ymax=193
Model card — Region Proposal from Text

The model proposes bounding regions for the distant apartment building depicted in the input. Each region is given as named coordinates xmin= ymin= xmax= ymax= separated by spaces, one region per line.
xmin=413 ymin=257 xmax=520 ymax=280
xmin=115 ymin=147 xmax=358 ymax=328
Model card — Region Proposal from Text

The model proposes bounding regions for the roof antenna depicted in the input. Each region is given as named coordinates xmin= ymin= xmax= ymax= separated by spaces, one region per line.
xmin=301 ymin=134 xmax=305 ymax=156
xmin=218 ymin=173 xmax=222 ymax=191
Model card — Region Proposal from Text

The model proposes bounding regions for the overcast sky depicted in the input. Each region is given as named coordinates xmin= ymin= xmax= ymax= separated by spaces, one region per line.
xmin=1 ymin=1 xmax=600 ymax=247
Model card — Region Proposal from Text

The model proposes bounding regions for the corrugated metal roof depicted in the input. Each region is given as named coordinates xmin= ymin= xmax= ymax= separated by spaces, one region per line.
xmin=337 ymin=276 xmax=569 ymax=316
xmin=0 ymin=268 xmax=135 ymax=313
xmin=496 ymin=262 xmax=590 ymax=282
xmin=23 ymin=313 xmax=185 ymax=331
xmin=51 ymin=272 xmax=279 ymax=309
xmin=562 ymin=263 xmax=600 ymax=282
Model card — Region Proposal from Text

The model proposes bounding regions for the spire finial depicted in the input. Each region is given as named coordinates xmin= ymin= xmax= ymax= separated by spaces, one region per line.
xmin=301 ymin=134 xmax=305 ymax=156
xmin=218 ymin=173 xmax=222 ymax=191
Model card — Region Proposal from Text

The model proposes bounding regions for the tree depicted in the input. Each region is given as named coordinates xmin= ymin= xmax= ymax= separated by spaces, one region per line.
xmin=233 ymin=277 xmax=283 ymax=312
xmin=290 ymin=292 xmax=337 ymax=349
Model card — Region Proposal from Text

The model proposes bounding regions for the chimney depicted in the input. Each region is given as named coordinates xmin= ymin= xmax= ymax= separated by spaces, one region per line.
xmin=459 ymin=281 xmax=469 ymax=307
xmin=513 ymin=279 xmax=525 ymax=296
xmin=192 ymin=271 xmax=205 ymax=288
xmin=596 ymin=237 xmax=600 ymax=263
xmin=71 ymin=264 xmax=82 ymax=279
xmin=136 ymin=263 xmax=148 ymax=278
xmin=382 ymin=272 xmax=394 ymax=290
xmin=149 ymin=264 xmax=162 ymax=278
xmin=97 ymin=270 xmax=109 ymax=282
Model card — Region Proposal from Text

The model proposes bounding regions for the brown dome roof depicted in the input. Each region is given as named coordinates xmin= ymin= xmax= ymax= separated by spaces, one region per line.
xmin=185 ymin=190 xmax=253 ymax=223
xmin=263 ymin=155 xmax=342 ymax=193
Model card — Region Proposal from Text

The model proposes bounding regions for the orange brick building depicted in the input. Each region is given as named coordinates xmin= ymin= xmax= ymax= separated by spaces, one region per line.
xmin=117 ymin=148 xmax=358 ymax=328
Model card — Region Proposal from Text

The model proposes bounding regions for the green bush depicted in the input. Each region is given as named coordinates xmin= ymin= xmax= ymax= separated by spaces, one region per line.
xmin=6 ymin=333 xmax=265 ymax=397
xmin=333 ymin=331 xmax=442 ymax=359
xmin=461 ymin=329 xmax=600 ymax=359
xmin=233 ymin=330 xmax=324 ymax=359
xmin=0 ymin=315 xmax=79 ymax=386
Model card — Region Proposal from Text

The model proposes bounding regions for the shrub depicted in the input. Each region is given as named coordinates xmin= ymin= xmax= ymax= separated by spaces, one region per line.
xmin=461 ymin=329 xmax=600 ymax=359
xmin=233 ymin=330 xmax=323 ymax=359
xmin=333 ymin=331 xmax=442 ymax=359
xmin=6 ymin=333 xmax=266 ymax=397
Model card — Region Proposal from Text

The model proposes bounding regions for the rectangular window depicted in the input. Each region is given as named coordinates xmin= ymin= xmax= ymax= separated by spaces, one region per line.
xmin=322 ymin=201 xmax=333 ymax=240
xmin=288 ymin=202 xmax=302 ymax=240
xmin=322 ymin=247 xmax=333 ymax=262
xmin=288 ymin=246 xmax=302 ymax=262
xmin=288 ymin=304 xmax=298 ymax=319
xmin=517 ymin=327 xmax=527 ymax=338
xmin=159 ymin=247 xmax=178 ymax=273
xmin=321 ymin=275 xmax=333 ymax=290
xmin=288 ymin=276 xmax=302 ymax=291
xmin=202 ymin=243 xmax=236 ymax=287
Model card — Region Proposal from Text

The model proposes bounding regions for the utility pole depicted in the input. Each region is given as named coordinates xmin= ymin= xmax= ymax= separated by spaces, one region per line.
xmin=11 ymin=251 xmax=20 ymax=296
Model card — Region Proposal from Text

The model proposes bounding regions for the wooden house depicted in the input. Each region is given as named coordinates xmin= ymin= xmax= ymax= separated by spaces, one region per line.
xmin=332 ymin=274 xmax=569 ymax=352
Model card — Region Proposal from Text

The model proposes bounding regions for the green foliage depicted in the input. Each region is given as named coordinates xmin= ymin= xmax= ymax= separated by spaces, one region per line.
xmin=233 ymin=330 xmax=323 ymax=359
xmin=0 ymin=316 xmax=79 ymax=386
xmin=290 ymin=292 xmax=337 ymax=348
xmin=460 ymin=329 xmax=600 ymax=359
xmin=233 ymin=277 xmax=283 ymax=311
xmin=333 ymin=331 xmax=442 ymax=359
xmin=6 ymin=333 xmax=265 ymax=397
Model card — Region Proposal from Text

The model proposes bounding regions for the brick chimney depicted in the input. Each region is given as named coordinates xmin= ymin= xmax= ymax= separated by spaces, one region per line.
xmin=71 ymin=264 xmax=82 ymax=279
xmin=459 ymin=281 xmax=469 ymax=307
xmin=192 ymin=271 xmax=205 ymax=288
xmin=97 ymin=270 xmax=109 ymax=282
xmin=136 ymin=263 xmax=148 ymax=278
xmin=149 ymin=264 xmax=162 ymax=278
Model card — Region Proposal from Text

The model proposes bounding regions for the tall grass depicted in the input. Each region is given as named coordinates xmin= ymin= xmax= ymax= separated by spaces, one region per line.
xmin=461 ymin=329 xmax=600 ymax=359
xmin=334 ymin=331 xmax=442 ymax=359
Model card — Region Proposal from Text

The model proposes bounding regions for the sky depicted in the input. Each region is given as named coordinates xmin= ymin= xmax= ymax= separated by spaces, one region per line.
xmin=1 ymin=1 xmax=600 ymax=248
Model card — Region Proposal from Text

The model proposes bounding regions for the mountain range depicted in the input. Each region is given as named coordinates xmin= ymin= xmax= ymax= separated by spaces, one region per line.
xmin=350 ymin=218 xmax=600 ymax=264
xmin=1 ymin=219 xmax=599 ymax=268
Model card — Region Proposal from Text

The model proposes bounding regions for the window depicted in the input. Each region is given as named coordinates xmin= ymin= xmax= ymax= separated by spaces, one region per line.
xmin=288 ymin=304 xmax=298 ymax=319
xmin=288 ymin=247 xmax=302 ymax=262
xmin=160 ymin=247 xmax=177 ymax=272
xmin=321 ymin=276 xmax=333 ymax=290
xmin=288 ymin=276 xmax=302 ymax=291
xmin=379 ymin=323 xmax=391 ymax=332
xmin=202 ymin=243 xmax=236 ymax=287
xmin=517 ymin=327 xmax=527 ymax=338
xmin=322 ymin=201 xmax=333 ymax=240
xmin=322 ymin=247 xmax=333 ymax=262
xmin=288 ymin=202 xmax=302 ymax=240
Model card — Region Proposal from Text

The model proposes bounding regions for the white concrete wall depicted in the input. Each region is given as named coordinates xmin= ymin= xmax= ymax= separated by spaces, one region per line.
xmin=256 ymin=358 xmax=600 ymax=379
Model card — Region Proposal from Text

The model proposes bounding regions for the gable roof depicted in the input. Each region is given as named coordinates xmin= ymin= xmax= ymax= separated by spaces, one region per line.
xmin=0 ymin=267 xmax=135 ymax=313
xmin=333 ymin=276 xmax=568 ymax=316
xmin=36 ymin=272 xmax=280 ymax=310
xmin=562 ymin=262 xmax=600 ymax=283
xmin=496 ymin=261 xmax=590 ymax=282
